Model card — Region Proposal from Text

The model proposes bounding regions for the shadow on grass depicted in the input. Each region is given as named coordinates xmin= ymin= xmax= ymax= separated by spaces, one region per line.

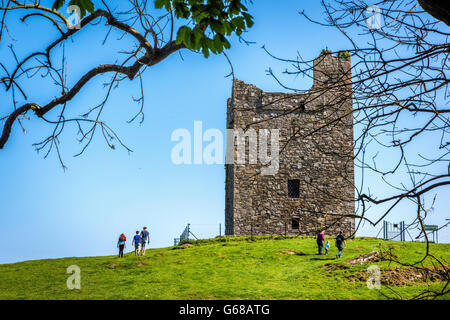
xmin=310 ymin=257 xmax=337 ymax=261
xmin=278 ymin=250 xmax=317 ymax=256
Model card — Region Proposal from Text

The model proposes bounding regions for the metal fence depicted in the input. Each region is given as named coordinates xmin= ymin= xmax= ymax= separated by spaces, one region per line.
xmin=174 ymin=223 xmax=223 ymax=245
xmin=377 ymin=220 xmax=443 ymax=243
xmin=175 ymin=220 xmax=445 ymax=245
xmin=173 ymin=221 xmax=303 ymax=245
xmin=382 ymin=221 xmax=406 ymax=241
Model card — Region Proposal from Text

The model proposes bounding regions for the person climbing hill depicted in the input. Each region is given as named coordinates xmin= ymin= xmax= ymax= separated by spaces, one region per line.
xmin=316 ymin=231 xmax=325 ymax=255
xmin=132 ymin=231 xmax=141 ymax=256
xmin=140 ymin=227 xmax=150 ymax=256
xmin=117 ymin=233 xmax=126 ymax=258
xmin=324 ymin=240 xmax=330 ymax=255
xmin=335 ymin=231 xmax=347 ymax=259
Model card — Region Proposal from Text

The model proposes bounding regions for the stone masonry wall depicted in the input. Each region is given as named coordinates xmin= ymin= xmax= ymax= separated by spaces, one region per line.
xmin=225 ymin=51 xmax=355 ymax=237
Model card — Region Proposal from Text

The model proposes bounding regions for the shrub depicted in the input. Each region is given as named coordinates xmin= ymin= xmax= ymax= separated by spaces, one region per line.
xmin=338 ymin=51 xmax=351 ymax=61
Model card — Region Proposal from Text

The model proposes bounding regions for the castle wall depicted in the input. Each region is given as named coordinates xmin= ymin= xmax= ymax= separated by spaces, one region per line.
xmin=225 ymin=51 xmax=355 ymax=237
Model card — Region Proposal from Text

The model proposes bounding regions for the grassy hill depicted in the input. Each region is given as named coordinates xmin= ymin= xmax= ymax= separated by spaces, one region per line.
xmin=0 ymin=236 xmax=449 ymax=300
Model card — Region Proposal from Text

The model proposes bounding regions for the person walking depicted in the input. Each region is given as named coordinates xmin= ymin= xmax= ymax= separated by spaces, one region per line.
xmin=316 ymin=231 xmax=325 ymax=255
xmin=335 ymin=231 xmax=347 ymax=258
xmin=140 ymin=227 xmax=150 ymax=256
xmin=132 ymin=231 xmax=141 ymax=256
xmin=324 ymin=241 xmax=330 ymax=255
xmin=117 ymin=233 xmax=126 ymax=258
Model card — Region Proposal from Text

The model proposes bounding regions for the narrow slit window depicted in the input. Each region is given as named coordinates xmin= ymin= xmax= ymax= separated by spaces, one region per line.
xmin=288 ymin=179 xmax=300 ymax=198
xmin=292 ymin=219 xmax=299 ymax=230
xmin=289 ymin=127 xmax=296 ymax=137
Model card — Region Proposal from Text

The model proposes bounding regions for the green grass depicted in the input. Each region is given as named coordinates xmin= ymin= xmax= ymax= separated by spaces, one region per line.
xmin=0 ymin=237 xmax=449 ymax=300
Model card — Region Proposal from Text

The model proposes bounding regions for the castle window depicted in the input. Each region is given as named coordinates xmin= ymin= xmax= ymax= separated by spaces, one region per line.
xmin=292 ymin=219 xmax=299 ymax=230
xmin=288 ymin=179 xmax=300 ymax=198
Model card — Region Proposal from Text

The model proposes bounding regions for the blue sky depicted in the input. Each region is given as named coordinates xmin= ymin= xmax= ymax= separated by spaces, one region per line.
xmin=1 ymin=0 xmax=449 ymax=264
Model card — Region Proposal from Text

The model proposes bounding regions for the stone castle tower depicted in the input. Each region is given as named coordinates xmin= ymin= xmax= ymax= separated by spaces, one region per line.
xmin=225 ymin=50 xmax=355 ymax=236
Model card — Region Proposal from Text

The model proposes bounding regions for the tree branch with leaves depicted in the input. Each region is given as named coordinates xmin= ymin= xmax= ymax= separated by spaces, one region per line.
xmin=0 ymin=0 xmax=253 ymax=167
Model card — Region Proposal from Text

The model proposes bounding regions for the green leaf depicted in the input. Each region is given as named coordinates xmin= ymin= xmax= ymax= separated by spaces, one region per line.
xmin=176 ymin=26 xmax=192 ymax=47
xmin=176 ymin=26 xmax=187 ymax=45
xmin=201 ymin=45 xmax=210 ymax=58
xmin=68 ymin=0 xmax=94 ymax=18
xmin=192 ymin=10 xmax=209 ymax=23
xmin=211 ymin=20 xmax=225 ymax=35
xmin=223 ymin=21 xmax=232 ymax=35
xmin=242 ymin=12 xmax=254 ymax=28
xmin=162 ymin=0 xmax=254 ymax=58
xmin=222 ymin=38 xmax=231 ymax=49
xmin=173 ymin=1 xmax=190 ymax=19
xmin=154 ymin=0 xmax=169 ymax=9
xmin=213 ymin=34 xmax=223 ymax=53
xmin=192 ymin=29 xmax=203 ymax=50
xmin=52 ymin=0 xmax=64 ymax=10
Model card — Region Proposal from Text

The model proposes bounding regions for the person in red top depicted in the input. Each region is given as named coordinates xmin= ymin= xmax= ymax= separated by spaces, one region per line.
xmin=117 ymin=233 xmax=126 ymax=258
xmin=316 ymin=231 xmax=325 ymax=255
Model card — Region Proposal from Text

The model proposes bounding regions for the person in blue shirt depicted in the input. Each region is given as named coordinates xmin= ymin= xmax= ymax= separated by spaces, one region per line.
xmin=140 ymin=227 xmax=150 ymax=256
xmin=324 ymin=241 xmax=330 ymax=255
xmin=132 ymin=231 xmax=141 ymax=256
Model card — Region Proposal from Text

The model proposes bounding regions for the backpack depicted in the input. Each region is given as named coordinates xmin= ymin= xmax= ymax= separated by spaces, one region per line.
xmin=119 ymin=234 xmax=126 ymax=241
